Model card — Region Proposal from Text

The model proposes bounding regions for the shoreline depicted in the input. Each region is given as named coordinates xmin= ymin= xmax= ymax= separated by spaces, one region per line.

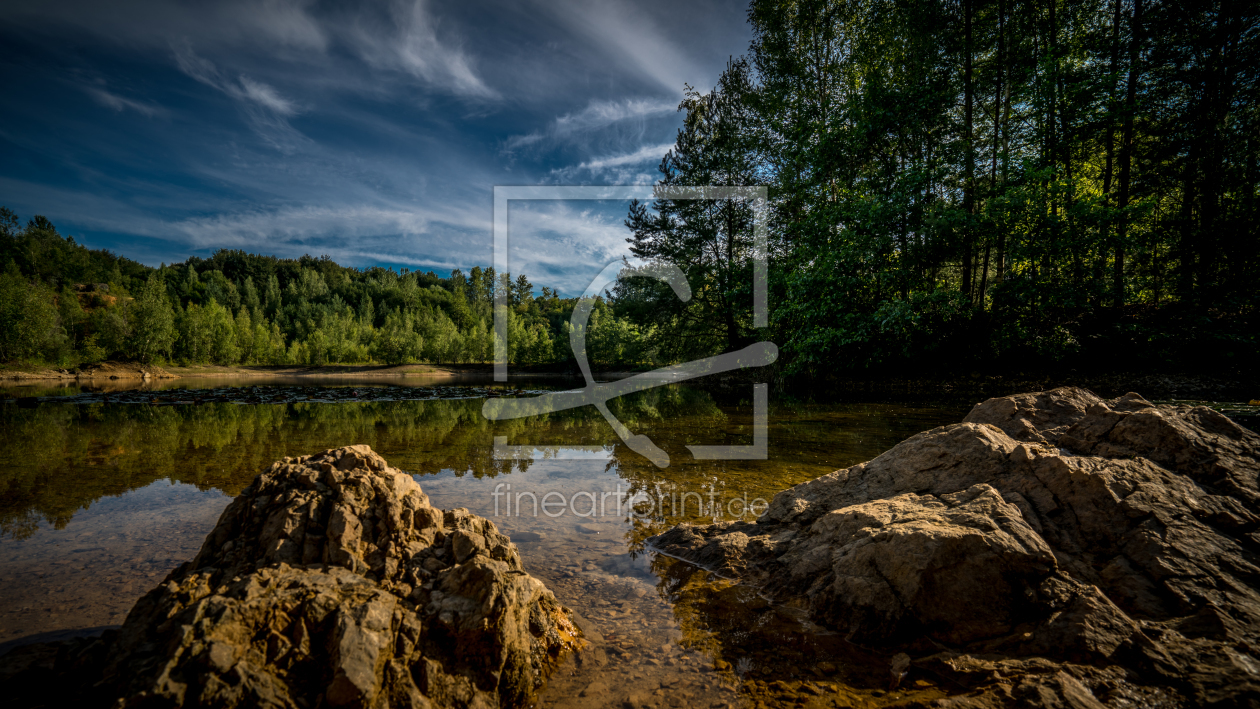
xmin=1 ymin=360 xmax=1255 ymax=403
xmin=0 ymin=361 xmax=644 ymax=384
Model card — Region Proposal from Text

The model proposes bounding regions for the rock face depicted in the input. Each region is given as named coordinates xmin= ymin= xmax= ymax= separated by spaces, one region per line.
xmin=84 ymin=445 xmax=578 ymax=708
xmin=650 ymin=388 xmax=1260 ymax=707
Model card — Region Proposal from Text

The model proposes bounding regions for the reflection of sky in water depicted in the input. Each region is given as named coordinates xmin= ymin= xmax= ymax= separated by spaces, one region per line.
xmin=488 ymin=443 xmax=615 ymax=461
xmin=0 ymin=385 xmax=979 ymax=705
xmin=0 ymin=479 xmax=229 ymax=649
xmin=424 ymin=456 xmax=629 ymax=528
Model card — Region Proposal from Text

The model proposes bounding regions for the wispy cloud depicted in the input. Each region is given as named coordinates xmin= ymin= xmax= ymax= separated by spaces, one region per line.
xmin=545 ymin=141 xmax=673 ymax=186
xmin=576 ymin=142 xmax=673 ymax=171
xmin=83 ymin=86 xmax=165 ymax=117
xmin=236 ymin=76 xmax=298 ymax=115
xmin=506 ymin=97 xmax=676 ymax=150
xmin=172 ymin=42 xmax=307 ymax=150
xmin=341 ymin=0 xmax=496 ymax=99
xmin=172 ymin=42 xmax=299 ymax=116
xmin=0 ymin=0 xmax=752 ymax=285
xmin=165 ymin=202 xmax=483 ymax=248
xmin=143 ymin=199 xmax=630 ymax=295
xmin=542 ymin=0 xmax=701 ymax=95
xmin=506 ymin=201 xmax=636 ymax=294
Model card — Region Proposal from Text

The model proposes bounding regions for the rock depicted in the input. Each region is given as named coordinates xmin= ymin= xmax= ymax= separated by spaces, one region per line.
xmin=579 ymin=679 xmax=610 ymax=697
xmin=12 ymin=445 xmax=580 ymax=708
xmin=889 ymin=652 xmax=911 ymax=688
xmin=649 ymin=388 xmax=1260 ymax=708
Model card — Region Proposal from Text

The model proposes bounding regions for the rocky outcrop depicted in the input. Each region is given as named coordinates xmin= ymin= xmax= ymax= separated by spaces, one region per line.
xmin=650 ymin=388 xmax=1260 ymax=707
xmin=10 ymin=445 xmax=580 ymax=708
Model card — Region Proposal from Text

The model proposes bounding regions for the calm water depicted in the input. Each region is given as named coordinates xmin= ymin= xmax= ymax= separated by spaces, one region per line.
xmin=0 ymin=377 xmax=973 ymax=707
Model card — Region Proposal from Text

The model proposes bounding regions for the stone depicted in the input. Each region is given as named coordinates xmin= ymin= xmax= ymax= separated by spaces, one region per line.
xmin=649 ymin=388 xmax=1260 ymax=708
xmin=9 ymin=445 xmax=580 ymax=708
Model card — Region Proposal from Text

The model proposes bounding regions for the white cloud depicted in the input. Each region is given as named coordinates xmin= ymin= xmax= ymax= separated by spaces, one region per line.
xmin=505 ymin=201 xmax=636 ymax=294
xmin=0 ymin=0 xmax=753 ymax=288
xmin=173 ymin=43 xmax=300 ymax=116
xmin=576 ymin=142 xmax=674 ymax=171
xmin=506 ymin=97 xmax=676 ymax=150
xmin=167 ymin=203 xmax=484 ymax=249
xmin=541 ymin=0 xmax=702 ymax=95
xmin=171 ymin=43 xmax=308 ymax=150
xmin=236 ymin=76 xmax=298 ymax=116
xmin=83 ymin=87 xmax=164 ymax=117
xmin=544 ymin=141 xmax=673 ymax=186
xmin=341 ymin=0 xmax=496 ymax=99
xmin=165 ymin=200 xmax=639 ymax=295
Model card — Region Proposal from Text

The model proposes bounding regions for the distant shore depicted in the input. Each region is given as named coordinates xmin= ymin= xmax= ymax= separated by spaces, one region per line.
xmin=0 ymin=361 xmax=636 ymax=384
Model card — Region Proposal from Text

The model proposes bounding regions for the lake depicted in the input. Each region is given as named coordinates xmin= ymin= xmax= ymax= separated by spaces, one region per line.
xmin=0 ymin=376 xmax=985 ymax=706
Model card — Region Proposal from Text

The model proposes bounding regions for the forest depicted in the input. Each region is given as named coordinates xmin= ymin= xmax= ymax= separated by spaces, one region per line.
xmin=2 ymin=0 xmax=1257 ymax=377
xmin=0 ymin=208 xmax=652 ymax=369
xmin=622 ymin=0 xmax=1258 ymax=376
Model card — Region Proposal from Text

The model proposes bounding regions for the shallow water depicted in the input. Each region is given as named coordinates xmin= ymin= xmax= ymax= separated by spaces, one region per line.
xmin=0 ymin=379 xmax=974 ymax=707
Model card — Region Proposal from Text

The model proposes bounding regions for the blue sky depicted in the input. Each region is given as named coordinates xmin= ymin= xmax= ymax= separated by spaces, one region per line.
xmin=0 ymin=0 xmax=751 ymax=294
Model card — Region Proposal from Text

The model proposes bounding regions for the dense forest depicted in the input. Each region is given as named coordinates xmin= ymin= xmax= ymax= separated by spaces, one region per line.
xmin=622 ymin=0 xmax=1258 ymax=376
xmin=2 ymin=0 xmax=1257 ymax=376
xmin=0 ymin=207 xmax=650 ymax=369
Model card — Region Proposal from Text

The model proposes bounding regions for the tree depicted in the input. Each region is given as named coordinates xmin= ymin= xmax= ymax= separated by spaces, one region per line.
xmin=0 ymin=269 xmax=58 ymax=361
xmin=128 ymin=275 xmax=175 ymax=363
xmin=621 ymin=58 xmax=761 ymax=359
xmin=514 ymin=273 xmax=533 ymax=305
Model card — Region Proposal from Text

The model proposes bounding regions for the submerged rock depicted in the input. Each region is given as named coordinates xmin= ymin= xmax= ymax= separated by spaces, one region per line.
xmin=650 ymin=388 xmax=1260 ymax=707
xmin=8 ymin=445 xmax=580 ymax=708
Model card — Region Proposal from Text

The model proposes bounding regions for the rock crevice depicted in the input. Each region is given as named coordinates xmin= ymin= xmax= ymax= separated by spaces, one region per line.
xmin=650 ymin=388 xmax=1260 ymax=707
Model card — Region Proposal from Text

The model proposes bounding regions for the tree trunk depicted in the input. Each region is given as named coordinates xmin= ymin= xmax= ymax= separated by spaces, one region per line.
xmin=1116 ymin=0 xmax=1143 ymax=307
xmin=962 ymin=0 xmax=975 ymax=301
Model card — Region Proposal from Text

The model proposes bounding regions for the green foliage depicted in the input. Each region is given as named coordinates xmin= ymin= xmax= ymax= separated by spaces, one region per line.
xmin=0 ymin=210 xmax=662 ymax=369
xmin=614 ymin=0 xmax=1259 ymax=375
xmin=0 ymin=269 xmax=60 ymax=361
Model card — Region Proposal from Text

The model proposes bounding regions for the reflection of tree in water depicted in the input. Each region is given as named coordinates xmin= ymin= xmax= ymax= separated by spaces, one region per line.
xmin=0 ymin=386 xmax=730 ymax=539
xmin=0 ymin=386 xmax=964 ymax=543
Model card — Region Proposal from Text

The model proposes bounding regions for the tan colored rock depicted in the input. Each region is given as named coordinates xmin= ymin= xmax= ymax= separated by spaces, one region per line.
xmin=91 ymin=445 xmax=580 ymax=708
xmin=650 ymin=388 xmax=1260 ymax=708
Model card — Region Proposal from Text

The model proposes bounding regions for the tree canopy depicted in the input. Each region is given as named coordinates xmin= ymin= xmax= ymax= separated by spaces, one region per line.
xmin=614 ymin=0 xmax=1258 ymax=376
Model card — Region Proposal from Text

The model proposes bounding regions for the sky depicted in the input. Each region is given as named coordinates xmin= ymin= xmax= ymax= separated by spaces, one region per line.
xmin=0 ymin=0 xmax=752 ymax=294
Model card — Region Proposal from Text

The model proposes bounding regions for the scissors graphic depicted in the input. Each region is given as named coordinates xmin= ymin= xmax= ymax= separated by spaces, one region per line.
xmin=481 ymin=260 xmax=777 ymax=467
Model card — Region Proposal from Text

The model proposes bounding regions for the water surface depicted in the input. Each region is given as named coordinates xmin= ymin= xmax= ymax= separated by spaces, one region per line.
xmin=0 ymin=378 xmax=972 ymax=707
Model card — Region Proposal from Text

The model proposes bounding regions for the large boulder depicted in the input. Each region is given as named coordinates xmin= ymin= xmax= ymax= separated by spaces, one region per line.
xmin=650 ymin=388 xmax=1260 ymax=707
xmin=46 ymin=445 xmax=579 ymax=708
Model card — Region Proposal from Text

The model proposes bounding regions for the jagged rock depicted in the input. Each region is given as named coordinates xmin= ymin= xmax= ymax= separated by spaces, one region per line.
xmin=650 ymin=388 xmax=1260 ymax=708
xmin=41 ymin=445 xmax=579 ymax=708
